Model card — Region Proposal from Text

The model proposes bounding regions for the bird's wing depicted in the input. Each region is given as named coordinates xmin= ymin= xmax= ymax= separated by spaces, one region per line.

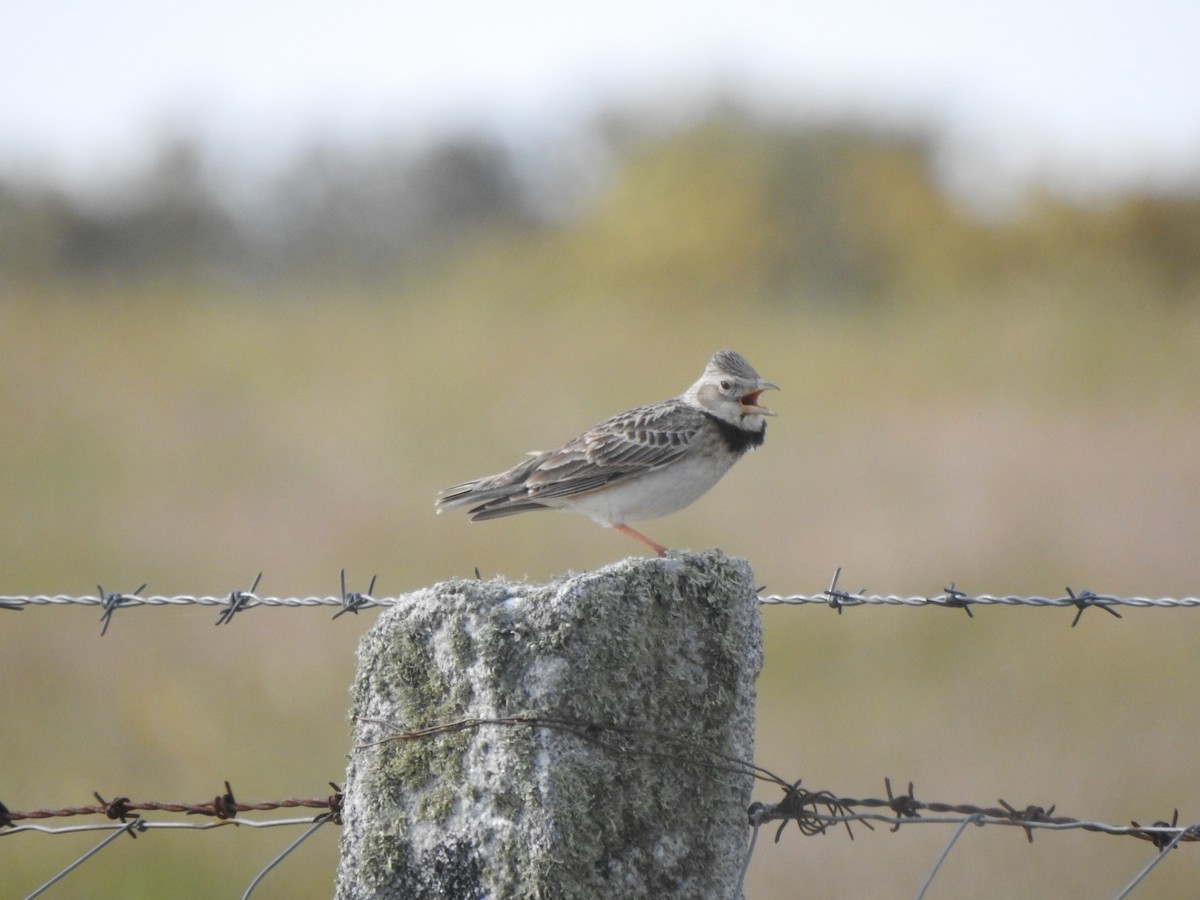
xmin=520 ymin=400 xmax=703 ymax=501
xmin=435 ymin=400 xmax=706 ymax=519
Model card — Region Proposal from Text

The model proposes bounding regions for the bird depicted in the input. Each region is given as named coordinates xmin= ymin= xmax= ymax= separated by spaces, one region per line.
xmin=436 ymin=349 xmax=778 ymax=556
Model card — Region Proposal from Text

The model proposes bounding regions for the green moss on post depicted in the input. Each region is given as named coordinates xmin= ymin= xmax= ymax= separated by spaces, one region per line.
xmin=336 ymin=550 xmax=762 ymax=899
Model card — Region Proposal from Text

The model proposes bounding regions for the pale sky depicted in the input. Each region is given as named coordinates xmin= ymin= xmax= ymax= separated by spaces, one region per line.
xmin=3 ymin=0 xmax=1199 ymax=193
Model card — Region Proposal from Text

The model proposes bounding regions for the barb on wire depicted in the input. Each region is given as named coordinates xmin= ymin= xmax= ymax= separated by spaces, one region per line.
xmin=1066 ymin=585 xmax=1123 ymax=627
xmin=98 ymin=582 xmax=146 ymax=636
xmin=883 ymin=777 xmax=922 ymax=829
xmin=188 ymin=781 xmax=239 ymax=820
xmin=941 ymin=582 xmax=975 ymax=617
xmin=1118 ymin=813 xmax=1190 ymax=899
xmin=216 ymin=573 xmax=263 ymax=626
xmin=333 ymin=569 xmax=377 ymax=620
xmin=999 ymin=798 xmax=1058 ymax=842
xmin=323 ymin=783 xmax=344 ymax=826
xmin=1131 ymin=809 xmax=1183 ymax=852
xmin=822 ymin=566 xmax=865 ymax=613
xmin=92 ymin=792 xmax=140 ymax=835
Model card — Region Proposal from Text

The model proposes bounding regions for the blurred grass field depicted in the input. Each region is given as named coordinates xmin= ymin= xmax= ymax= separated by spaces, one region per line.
xmin=2 ymin=111 xmax=1199 ymax=897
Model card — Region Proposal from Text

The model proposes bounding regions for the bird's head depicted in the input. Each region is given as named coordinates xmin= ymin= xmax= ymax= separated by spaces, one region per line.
xmin=684 ymin=349 xmax=779 ymax=429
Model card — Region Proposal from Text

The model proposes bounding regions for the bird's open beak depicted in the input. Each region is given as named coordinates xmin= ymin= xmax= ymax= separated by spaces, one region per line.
xmin=740 ymin=381 xmax=780 ymax=416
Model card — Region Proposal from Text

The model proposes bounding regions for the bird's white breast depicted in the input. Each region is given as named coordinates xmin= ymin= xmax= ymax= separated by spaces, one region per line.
xmin=562 ymin=451 xmax=740 ymax=526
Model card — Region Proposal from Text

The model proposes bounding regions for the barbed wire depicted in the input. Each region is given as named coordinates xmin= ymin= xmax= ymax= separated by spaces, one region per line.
xmin=5 ymin=733 xmax=1195 ymax=897
xmin=363 ymin=714 xmax=1199 ymax=847
xmin=746 ymin=777 xmax=1197 ymax=849
xmin=3 ymin=567 xmax=1197 ymax=632
xmin=1 ymin=782 xmax=343 ymax=827
xmin=745 ymin=781 xmax=1196 ymax=900
xmin=2 ymin=782 xmax=343 ymax=899
xmin=757 ymin=568 xmax=1200 ymax=627
xmin=355 ymin=715 xmax=1198 ymax=897
xmin=744 ymin=807 xmax=1193 ymax=900
xmin=6 ymin=722 xmax=1196 ymax=896
xmin=5 ymin=568 xmax=1198 ymax=893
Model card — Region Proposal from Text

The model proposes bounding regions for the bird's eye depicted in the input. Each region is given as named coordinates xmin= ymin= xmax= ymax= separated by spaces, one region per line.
xmin=720 ymin=380 xmax=732 ymax=391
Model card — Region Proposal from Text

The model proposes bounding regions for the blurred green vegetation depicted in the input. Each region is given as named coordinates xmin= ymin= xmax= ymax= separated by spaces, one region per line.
xmin=2 ymin=104 xmax=1198 ymax=897
xmin=5 ymin=106 xmax=1199 ymax=309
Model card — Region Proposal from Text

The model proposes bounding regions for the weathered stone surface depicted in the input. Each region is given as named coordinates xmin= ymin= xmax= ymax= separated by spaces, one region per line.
xmin=336 ymin=550 xmax=762 ymax=900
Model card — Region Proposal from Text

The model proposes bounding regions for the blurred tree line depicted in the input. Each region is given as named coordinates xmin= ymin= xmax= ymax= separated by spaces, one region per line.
xmin=2 ymin=105 xmax=1197 ymax=308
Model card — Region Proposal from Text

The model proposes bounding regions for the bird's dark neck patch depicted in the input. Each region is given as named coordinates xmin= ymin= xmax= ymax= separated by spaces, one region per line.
xmin=703 ymin=412 xmax=766 ymax=453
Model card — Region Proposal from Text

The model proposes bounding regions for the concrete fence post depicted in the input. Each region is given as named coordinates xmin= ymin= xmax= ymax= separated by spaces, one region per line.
xmin=335 ymin=550 xmax=763 ymax=899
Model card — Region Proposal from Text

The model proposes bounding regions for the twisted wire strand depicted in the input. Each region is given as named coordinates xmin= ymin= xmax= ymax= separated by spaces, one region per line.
xmin=1 ymin=594 xmax=358 ymax=608
xmin=756 ymin=593 xmax=1200 ymax=608
xmin=4 ymin=592 xmax=1198 ymax=610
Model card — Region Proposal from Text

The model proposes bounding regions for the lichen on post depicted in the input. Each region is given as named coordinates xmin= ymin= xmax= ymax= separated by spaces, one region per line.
xmin=336 ymin=550 xmax=762 ymax=899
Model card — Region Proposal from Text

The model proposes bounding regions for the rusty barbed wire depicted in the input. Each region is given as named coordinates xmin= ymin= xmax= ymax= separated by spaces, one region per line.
xmin=360 ymin=715 xmax=1199 ymax=848
xmin=2 ymin=782 xmax=343 ymax=827
xmin=6 ymin=724 xmax=1197 ymax=896
xmin=3 ymin=783 xmax=343 ymax=899
xmin=744 ymin=781 xmax=1197 ymax=899
xmin=358 ymin=714 xmax=1198 ymax=897
xmin=746 ymin=777 xmax=1198 ymax=848
xmin=7 ymin=739 xmax=1191 ymax=851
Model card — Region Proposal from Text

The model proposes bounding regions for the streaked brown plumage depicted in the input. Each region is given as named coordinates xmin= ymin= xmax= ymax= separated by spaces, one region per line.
xmin=436 ymin=350 xmax=778 ymax=555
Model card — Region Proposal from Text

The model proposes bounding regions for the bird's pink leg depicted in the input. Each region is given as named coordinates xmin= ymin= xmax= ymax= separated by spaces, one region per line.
xmin=614 ymin=524 xmax=670 ymax=557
